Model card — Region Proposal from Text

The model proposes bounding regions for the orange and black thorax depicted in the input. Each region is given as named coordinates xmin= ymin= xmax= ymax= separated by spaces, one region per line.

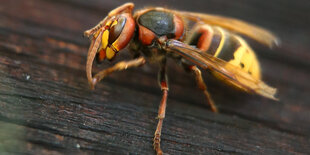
xmin=133 ymin=8 xmax=184 ymax=61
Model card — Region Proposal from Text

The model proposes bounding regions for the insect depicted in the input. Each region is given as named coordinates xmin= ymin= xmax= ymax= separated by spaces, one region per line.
xmin=84 ymin=3 xmax=278 ymax=155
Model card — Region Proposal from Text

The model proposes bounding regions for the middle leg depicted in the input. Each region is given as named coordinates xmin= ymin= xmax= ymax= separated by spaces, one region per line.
xmin=153 ymin=60 xmax=169 ymax=155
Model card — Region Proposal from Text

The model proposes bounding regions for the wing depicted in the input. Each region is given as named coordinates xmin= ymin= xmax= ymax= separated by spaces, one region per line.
xmin=178 ymin=11 xmax=279 ymax=47
xmin=164 ymin=40 xmax=277 ymax=100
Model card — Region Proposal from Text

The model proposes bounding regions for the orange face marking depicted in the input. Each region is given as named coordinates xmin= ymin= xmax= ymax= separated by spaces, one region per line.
xmin=97 ymin=48 xmax=106 ymax=62
xmin=112 ymin=13 xmax=136 ymax=51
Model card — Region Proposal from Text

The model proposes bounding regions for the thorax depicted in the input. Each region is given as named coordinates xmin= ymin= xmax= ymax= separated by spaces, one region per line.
xmin=131 ymin=8 xmax=185 ymax=63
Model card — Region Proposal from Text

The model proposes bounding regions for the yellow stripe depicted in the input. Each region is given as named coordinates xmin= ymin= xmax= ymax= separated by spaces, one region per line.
xmin=214 ymin=27 xmax=226 ymax=57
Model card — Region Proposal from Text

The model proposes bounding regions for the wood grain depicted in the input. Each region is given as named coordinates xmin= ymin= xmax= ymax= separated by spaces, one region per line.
xmin=0 ymin=0 xmax=309 ymax=154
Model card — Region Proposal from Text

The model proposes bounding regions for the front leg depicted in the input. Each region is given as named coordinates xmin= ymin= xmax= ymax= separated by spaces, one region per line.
xmin=90 ymin=57 xmax=146 ymax=89
xmin=153 ymin=61 xmax=168 ymax=155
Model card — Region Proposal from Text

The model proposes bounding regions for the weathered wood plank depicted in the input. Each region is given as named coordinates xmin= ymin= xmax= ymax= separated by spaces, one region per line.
xmin=0 ymin=0 xmax=309 ymax=154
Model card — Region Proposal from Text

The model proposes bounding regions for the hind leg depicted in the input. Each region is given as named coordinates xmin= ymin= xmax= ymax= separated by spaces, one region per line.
xmin=183 ymin=63 xmax=218 ymax=112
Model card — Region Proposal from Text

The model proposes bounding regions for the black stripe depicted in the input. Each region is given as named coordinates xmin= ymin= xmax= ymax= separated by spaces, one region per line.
xmin=216 ymin=32 xmax=241 ymax=61
xmin=188 ymin=32 xmax=203 ymax=46
xmin=207 ymin=28 xmax=222 ymax=56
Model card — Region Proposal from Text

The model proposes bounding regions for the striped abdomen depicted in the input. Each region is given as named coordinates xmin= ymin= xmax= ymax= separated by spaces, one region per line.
xmin=186 ymin=24 xmax=261 ymax=80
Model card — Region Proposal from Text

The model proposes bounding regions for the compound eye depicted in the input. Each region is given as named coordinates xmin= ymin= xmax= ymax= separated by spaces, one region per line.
xmin=108 ymin=16 xmax=126 ymax=44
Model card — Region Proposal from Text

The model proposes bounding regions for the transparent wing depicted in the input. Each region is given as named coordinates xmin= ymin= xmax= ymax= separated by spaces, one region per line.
xmin=179 ymin=11 xmax=279 ymax=47
xmin=164 ymin=40 xmax=277 ymax=100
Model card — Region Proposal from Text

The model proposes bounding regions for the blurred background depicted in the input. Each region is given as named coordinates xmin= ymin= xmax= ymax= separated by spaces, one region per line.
xmin=0 ymin=0 xmax=309 ymax=154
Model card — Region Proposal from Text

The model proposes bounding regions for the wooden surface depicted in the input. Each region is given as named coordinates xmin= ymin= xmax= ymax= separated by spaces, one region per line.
xmin=0 ymin=0 xmax=310 ymax=154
